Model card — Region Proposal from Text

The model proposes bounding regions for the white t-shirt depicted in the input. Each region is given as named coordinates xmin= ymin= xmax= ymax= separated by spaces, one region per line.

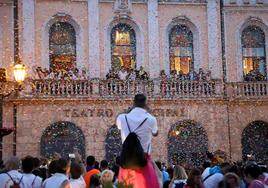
xmin=42 ymin=173 xmax=69 ymax=188
xmin=21 ymin=173 xmax=42 ymax=188
xmin=202 ymin=167 xmax=224 ymax=188
xmin=119 ymin=71 xmax=128 ymax=80
xmin=0 ymin=170 xmax=23 ymax=188
xmin=116 ymin=107 xmax=158 ymax=154
xmin=171 ymin=179 xmax=187 ymax=188
xmin=70 ymin=176 xmax=86 ymax=188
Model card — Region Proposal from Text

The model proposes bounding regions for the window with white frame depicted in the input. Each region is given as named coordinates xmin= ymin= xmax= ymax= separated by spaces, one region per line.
xmin=169 ymin=25 xmax=193 ymax=74
xmin=111 ymin=23 xmax=136 ymax=71
xmin=242 ymin=26 xmax=266 ymax=81
xmin=49 ymin=22 xmax=76 ymax=72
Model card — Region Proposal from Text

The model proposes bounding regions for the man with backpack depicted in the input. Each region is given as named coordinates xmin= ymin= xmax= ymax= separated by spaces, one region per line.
xmin=201 ymin=165 xmax=224 ymax=188
xmin=0 ymin=156 xmax=23 ymax=188
xmin=21 ymin=156 xmax=42 ymax=188
xmin=116 ymin=94 xmax=160 ymax=188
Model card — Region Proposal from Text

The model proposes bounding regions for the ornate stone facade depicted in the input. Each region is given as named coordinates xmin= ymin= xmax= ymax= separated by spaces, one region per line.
xmin=1 ymin=0 xmax=268 ymax=163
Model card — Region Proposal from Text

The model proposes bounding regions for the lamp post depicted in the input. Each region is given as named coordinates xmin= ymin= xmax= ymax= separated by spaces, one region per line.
xmin=0 ymin=60 xmax=26 ymax=160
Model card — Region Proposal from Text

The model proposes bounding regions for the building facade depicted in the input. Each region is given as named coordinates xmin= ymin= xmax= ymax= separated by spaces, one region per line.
xmin=1 ymin=0 xmax=268 ymax=164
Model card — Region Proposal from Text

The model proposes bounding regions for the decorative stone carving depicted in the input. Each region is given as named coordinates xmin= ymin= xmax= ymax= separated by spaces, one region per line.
xmin=114 ymin=0 xmax=132 ymax=15
xmin=172 ymin=15 xmax=191 ymax=23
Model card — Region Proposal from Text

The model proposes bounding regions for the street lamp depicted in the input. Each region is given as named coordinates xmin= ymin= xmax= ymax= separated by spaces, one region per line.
xmin=0 ymin=58 xmax=26 ymax=160
xmin=13 ymin=62 xmax=26 ymax=84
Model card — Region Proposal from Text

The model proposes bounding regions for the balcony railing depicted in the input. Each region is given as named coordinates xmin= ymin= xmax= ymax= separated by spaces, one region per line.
xmin=99 ymin=80 xmax=154 ymax=97
xmin=160 ymin=80 xmax=223 ymax=98
xmin=32 ymin=79 xmax=93 ymax=96
xmin=16 ymin=79 xmax=268 ymax=100
xmin=227 ymin=82 xmax=268 ymax=99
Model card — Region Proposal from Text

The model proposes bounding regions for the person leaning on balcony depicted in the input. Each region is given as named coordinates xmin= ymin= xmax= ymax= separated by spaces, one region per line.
xmin=128 ymin=68 xmax=136 ymax=81
xmin=80 ymin=68 xmax=88 ymax=80
xmin=169 ymin=70 xmax=176 ymax=80
xmin=160 ymin=70 xmax=167 ymax=80
xmin=198 ymin=68 xmax=206 ymax=81
xmin=119 ymin=67 xmax=128 ymax=80
xmin=189 ymin=70 xmax=195 ymax=81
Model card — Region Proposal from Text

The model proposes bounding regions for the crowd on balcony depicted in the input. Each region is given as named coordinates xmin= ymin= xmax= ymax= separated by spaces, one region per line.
xmin=33 ymin=66 xmax=215 ymax=82
xmin=106 ymin=66 xmax=149 ymax=81
xmin=244 ymin=69 xmax=267 ymax=82
xmin=33 ymin=66 xmax=90 ymax=81
xmin=160 ymin=68 xmax=212 ymax=82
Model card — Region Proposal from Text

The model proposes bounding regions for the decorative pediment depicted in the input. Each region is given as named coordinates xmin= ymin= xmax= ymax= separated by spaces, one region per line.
xmin=114 ymin=0 xmax=132 ymax=15
xmin=172 ymin=15 xmax=191 ymax=23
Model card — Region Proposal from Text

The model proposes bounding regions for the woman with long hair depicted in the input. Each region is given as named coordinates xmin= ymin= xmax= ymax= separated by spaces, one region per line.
xmin=168 ymin=165 xmax=188 ymax=188
xmin=184 ymin=168 xmax=204 ymax=188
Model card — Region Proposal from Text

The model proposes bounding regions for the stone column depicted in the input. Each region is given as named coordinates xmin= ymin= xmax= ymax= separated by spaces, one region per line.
xmin=207 ymin=0 xmax=223 ymax=79
xmin=88 ymin=0 xmax=100 ymax=78
xmin=148 ymin=0 xmax=160 ymax=79
xmin=22 ymin=0 xmax=35 ymax=77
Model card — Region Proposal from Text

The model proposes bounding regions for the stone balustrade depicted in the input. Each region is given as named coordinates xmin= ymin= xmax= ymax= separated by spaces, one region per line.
xmin=14 ymin=79 xmax=267 ymax=100
xmin=224 ymin=0 xmax=265 ymax=5
xmin=160 ymin=80 xmax=223 ymax=98
xmin=31 ymin=79 xmax=93 ymax=96
xmin=226 ymin=81 xmax=268 ymax=99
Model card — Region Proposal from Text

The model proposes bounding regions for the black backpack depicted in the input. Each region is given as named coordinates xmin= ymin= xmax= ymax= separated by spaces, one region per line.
xmin=120 ymin=115 xmax=148 ymax=169
xmin=174 ymin=182 xmax=185 ymax=188
xmin=5 ymin=172 xmax=23 ymax=188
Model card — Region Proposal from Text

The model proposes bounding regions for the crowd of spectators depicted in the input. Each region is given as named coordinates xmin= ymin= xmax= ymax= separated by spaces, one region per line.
xmin=106 ymin=66 xmax=149 ymax=81
xmin=160 ymin=68 xmax=212 ymax=82
xmin=33 ymin=67 xmax=90 ymax=80
xmin=0 ymin=152 xmax=267 ymax=188
xmin=32 ymin=66 xmax=215 ymax=82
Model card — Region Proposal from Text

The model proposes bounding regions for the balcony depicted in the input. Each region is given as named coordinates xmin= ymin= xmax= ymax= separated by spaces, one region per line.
xmin=5 ymin=79 xmax=266 ymax=100
xmin=226 ymin=81 xmax=268 ymax=99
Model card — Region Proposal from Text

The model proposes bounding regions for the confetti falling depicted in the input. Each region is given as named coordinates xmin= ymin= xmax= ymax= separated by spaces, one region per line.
xmin=40 ymin=122 xmax=85 ymax=160
xmin=0 ymin=0 xmax=267 ymax=165
xmin=168 ymin=120 xmax=208 ymax=167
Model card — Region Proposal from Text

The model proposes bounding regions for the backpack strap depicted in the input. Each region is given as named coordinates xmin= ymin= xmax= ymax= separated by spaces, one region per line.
xmin=32 ymin=175 xmax=37 ymax=187
xmin=18 ymin=175 xmax=23 ymax=184
xmin=203 ymin=173 xmax=214 ymax=183
xmin=125 ymin=115 xmax=131 ymax=133
xmin=6 ymin=172 xmax=23 ymax=185
xmin=5 ymin=172 xmax=14 ymax=182
xmin=133 ymin=118 xmax=148 ymax=132
xmin=125 ymin=115 xmax=148 ymax=133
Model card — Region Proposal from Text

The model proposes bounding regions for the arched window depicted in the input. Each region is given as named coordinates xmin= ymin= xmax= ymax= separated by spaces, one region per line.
xmin=40 ymin=121 xmax=85 ymax=159
xmin=49 ymin=22 xmax=76 ymax=72
xmin=111 ymin=23 xmax=136 ymax=71
xmin=242 ymin=26 xmax=266 ymax=81
xmin=169 ymin=25 xmax=193 ymax=74
xmin=168 ymin=120 xmax=208 ymax=167
xmin=242 ymin=121 xmax=268 ymax=163
xmin=105 ymin=125 xmax=122 ymax=162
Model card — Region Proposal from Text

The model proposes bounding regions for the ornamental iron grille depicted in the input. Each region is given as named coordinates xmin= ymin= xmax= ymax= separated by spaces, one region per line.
xmin=105 ymin=125 xmax=122 ymax=163
xmin=242 ymin=121 xmax=268 ymax=163
xmin=242 ymin=26 xmax=266 ymax=81
xmin=49 ymin=22 xmax=76 ymax=72
xmin=168 ymin=120 xmax=208 ymax=167
xmin=40 ymin=121 xmax=85 ymax=159
xmin=169 ymin=25 xmax=194 ymax=75
xmin=111 ymin=23 xmax=136 ymax=71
